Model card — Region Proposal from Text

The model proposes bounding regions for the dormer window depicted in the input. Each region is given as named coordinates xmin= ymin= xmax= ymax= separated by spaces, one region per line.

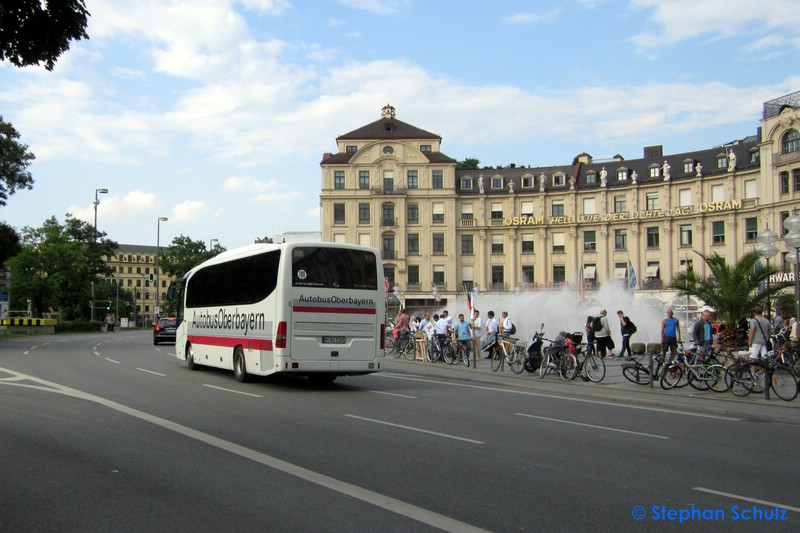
xmin=553 ymin=173 xmax=566 ymax=187
xmin=586 ymin=171 xmax=597 ymax=185
xmin=682 ymin=159 xmax=694 ymax=174
xmin=716 ymin=153 xmax=728 ymax=169
xmin=649 ymin=164 xmax=660 ymax=178
xmin=420 ymin=144 xmax=432 ymax=152
xmin=346 ymin=145 xmax=357 ymax=153
xmin=491 ymin=176 xmax=503 ymax=189
xmin=617 ymin=168 xmax=628 ymax=181
xmin=383 ymin=145 xmax=394 ymax=154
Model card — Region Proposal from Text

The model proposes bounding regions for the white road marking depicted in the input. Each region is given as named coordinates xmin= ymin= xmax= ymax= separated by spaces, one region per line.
xmin=345 ymin=414 xmax=484 ymax=444
xmin=364 ymin=389 xmax=417 ymax=399
xmin=105 ymin=358 xmax=120 ymax=364
xmin=202 ymin=384 xmax=263 ymax=398
xmin=0 ymin=366 xmax=488 ymax=533
xmin=379 ymin=373 xmax=741 ymax=421
xmin=515 ymin=412 xmax=669 ymax=439
xmin=137 ymin=368 xmax=166 ymax=377
xmin=693 ymin=487 xmax=800 ymax=513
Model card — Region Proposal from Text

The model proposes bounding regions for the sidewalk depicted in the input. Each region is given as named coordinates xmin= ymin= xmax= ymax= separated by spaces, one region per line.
xmin=380 ymin=352 xmax=800 ymax=425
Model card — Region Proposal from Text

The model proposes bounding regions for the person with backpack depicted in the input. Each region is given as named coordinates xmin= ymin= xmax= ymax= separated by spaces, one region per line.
xmin=615 ymin=310 xmax=636 ymax=360
xmin=501 ymin=311 xmax=515 ymax=338
xmin=584 ymin=315 xmax=597 ymax=354
xmin=593 ymin=309 xmax=613 ymax=359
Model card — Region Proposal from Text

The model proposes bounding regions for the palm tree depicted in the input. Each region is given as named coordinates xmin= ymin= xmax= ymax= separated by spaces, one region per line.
xmin=668 ymin=251 xmax=789 ymax=346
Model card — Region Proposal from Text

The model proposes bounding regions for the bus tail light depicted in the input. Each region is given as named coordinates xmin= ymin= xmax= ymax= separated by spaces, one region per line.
xmin=276 ymin=321 xmax=287 ymax=349
xmin=379 ymin=323 xmax=385 ymax=350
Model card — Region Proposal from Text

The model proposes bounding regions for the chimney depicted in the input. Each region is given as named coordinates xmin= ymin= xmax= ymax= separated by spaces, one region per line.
xmin=643 ymin=145 xmax=663 ymax=159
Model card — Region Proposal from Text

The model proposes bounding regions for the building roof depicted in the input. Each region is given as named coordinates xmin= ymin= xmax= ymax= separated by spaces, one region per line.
xmin=337 ymin=116 xmax=442 ymax=142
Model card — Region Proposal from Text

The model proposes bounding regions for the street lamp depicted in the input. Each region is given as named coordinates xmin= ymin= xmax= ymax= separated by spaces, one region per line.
xmin=783 ymin=211 xmax=800 ymax=325
xmin=756 ymin=227 xmax=779 ymax=317
xmin=91 ymin=188 xmax=108 ymax=320
xmin=155 ymin=216 xmax=168 ymax=324
xmin=210 ymin=238 xmax=218 ymax=250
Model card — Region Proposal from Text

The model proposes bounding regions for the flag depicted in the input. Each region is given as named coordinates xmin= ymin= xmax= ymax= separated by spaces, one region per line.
xmin=628 ymin=260 xmax=637 ymax=294
xmin=466 ymin=290 xmax=474 ymax=320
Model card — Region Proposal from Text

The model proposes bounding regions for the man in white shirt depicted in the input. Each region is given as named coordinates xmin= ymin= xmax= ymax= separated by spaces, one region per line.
xmin=501 ymin=311 xmax=514 ymax=338
xmin=482 ymin=311 xmax=499 ymax=358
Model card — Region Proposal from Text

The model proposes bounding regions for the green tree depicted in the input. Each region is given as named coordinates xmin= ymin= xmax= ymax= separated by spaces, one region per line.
xmin=0 ymin=0 xmax=90 ymax=70
xmin=0 ymin=221 xmax=21 ymax=264
xmin=0 ymin=117 xmax=35 ymax=206
xmin=7 ymin=215 xmax=117 ymax=319
xmin=159 ymin=235 xmax=226 ymax=279
xmin=668 ymin=251 xmax=789 ymax=345
xmin=457 ymin=158 xmax=480 ymax=170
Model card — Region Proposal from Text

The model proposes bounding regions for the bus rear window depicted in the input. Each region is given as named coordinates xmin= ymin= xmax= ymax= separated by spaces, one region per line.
xmin=292 ymin=247 xmax=378 ymax=290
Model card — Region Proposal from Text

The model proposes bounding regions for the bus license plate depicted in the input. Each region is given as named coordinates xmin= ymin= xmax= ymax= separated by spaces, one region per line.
xmin=322 ymin=336 xmax=346 ymax=344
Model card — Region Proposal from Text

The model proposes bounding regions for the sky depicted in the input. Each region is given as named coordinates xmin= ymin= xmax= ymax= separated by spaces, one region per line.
xmin=1 ymin=0 xmax=799 ymax=251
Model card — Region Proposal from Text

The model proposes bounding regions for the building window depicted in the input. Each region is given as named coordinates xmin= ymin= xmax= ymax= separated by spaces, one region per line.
xmin=582 ymin=197 xmax=596 ymax=215
xmin=745 ymin=218 xmax=758 ymax=242
xmin=384 ymin=265 xmax=395 ymax=287
xmin=432 ymin=202 xmax=445 ymax=224
xmin=521 ymin=234 xmax=534 ymax=254
xmin=522 ymin=175 xmax=534 ymax=188
xmin=683 ymin=160 xmax=694 ymax=174
xmin=678 ymin=188 xmax=691 ymax=207
xmin=617 ymin=169 xmax=628 ymax=181
xmin=552 ymin=232 xmax=565 ymax=254
xmin=491 ymin=177 xmax=503 ymax=189
xmin=649 ymin=165 xmax=660 ymax=178
xmin=382 ymin=233 xmax=395 ymax=259
xmin=794 ymin=169 xmax=800 ymax=192
xmin=552 ymin=265 xmax=565 ymax=284
xmin=408 ymin=233 xmax=419 ymax=255
xmin=614 ymin=229 xmax=627 ymax=251
xmin=460 ymin=177 xmax=472 ymax=189
xmin=358 ymin=203 xmax=370 ymax=224
xmin=646 ymin=227 xmax=659 ymax=249
xmin=750 ymin=149 xmax=760 ymax=164
xmin=407 ymin=170 xmax=418 ymax=189
xmin=461 ymin=203 xmax=474 ymax=220
xmin=521 ymin=265 xmax=534 ymax=285
xmin=407 ymin=203 xmax=419 ymax=224
xmin=461 ymin=234 xmax=473 ymax=255
xmin=408 ymin=265 xmax=419 ymax=285
xmin=711 ymin=184 xmax=724 ymax=202
xmin=381 ymin=203 xmax=395 ymax=226
xmin=553 ymin=174 xmax=565 ymax=187
xmin=551 ymin=201 xmax=564 ymax=217
xmin=614 ymin=195 xmax=626 ymax=213
xmin=420 ymin=144 xmax=432 ymax=152
xmin=359 ymin=170 xmax=370 ymax=189
xmin=680 ymin=224 xmax=693 ymax=247
xmin=583 ymin=230 xmax=596 ymax=252
xmin=645 ymin=192 xmax=659 ymax=210
xmin=744 ymin=179 xmax=757 ymax=199
xmin=433 ymin=265 xmax=445 ymax=285
xmin=383 ymin=170 xmax=394 ymax=192
xmin=780 ymin=171 xmax=790 ymax=194
xmin=346 ymin=145 xmax=357 ymax=153
xmin=717 ymin=155 xmax=728 ymax=169
xmin=490 ymin=202 xmax=503 ymax=221
xmin=782 ymin=211 xmax=790 ymax=236
xmin=333 ymin=203 xmax=345 ymax=224
xmin=334 ymin=171 xmax=345 ymax=189
xmin=432 ymin=233 xmax=445 ymax=255
xmin=783 ymin=129 xmax=800 ymax=153
xmin=521 ymin=201 xmax=534 ymax=217
xmin=432 ymin=170 xmax=443 ymax=189
xmin=712 ymin=221 xmax=725 ymax=245
xmin=491 ymin=235 xmax=504 ymax=255
xmin=491 ymin=266 xmax=505 ymax=291
xmin=586 ymin=172 xmax=596 ymax=185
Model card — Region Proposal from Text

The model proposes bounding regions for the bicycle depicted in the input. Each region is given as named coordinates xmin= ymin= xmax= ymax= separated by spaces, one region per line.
xmin=390 ymin=331 xmax=415 ymax=361
xmin=660 ymin=347 xmax=728 ymax=392
xmin=444 ymin=338 xmax=471 ymax=367
xmin=621 ymin=346 xmax=666 ymax=386
xmin=538 ymin=340 xmax=577 ymax=381
xmin=725 ymin=355 xmax=798 ymax=401
xmin=574 ymin=343 xmax=605 ymax=382
xmin=490 ymin=335 xmax=526 ymax=374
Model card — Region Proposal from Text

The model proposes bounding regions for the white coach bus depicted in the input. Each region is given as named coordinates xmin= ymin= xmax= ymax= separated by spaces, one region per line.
xmin=169 ymin=242 xmax=385 ymax=383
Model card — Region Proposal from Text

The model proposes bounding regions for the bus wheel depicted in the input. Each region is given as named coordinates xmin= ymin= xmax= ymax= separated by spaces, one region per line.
xmin=233 ymin=347 xmax=249 ymax=383
xmin=186 ymin=343 xmax=201 ymax=370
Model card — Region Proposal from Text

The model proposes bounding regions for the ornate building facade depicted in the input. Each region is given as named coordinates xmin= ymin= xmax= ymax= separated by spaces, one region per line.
xmin=320 ymin=93 xmax=800 ymax=312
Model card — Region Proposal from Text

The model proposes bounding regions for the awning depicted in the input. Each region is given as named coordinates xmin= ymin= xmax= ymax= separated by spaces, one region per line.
xmin=614 ymin=267 xmax=627 ymax=279
xmin=646 ymin=266 xmax=659 ymax=277
xmin=583 ymin=266 xmax=596 ymax=279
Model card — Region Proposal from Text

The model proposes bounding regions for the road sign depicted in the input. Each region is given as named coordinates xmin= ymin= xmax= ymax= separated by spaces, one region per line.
xmin=0 ymin=291 xmax=8 ymax=303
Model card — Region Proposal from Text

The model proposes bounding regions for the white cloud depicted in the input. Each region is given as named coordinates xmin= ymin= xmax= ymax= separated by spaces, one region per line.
xmin=337 ymin=0 xmax=409 ymax=15
xmin=502 ymin=11 xmax=558 ymax=24
xmin=170 ymin=200 xmax=210 ymax=223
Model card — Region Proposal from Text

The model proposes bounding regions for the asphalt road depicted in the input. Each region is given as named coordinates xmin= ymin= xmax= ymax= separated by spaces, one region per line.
xmin=1 ymin=331 xmax=798 ymax=532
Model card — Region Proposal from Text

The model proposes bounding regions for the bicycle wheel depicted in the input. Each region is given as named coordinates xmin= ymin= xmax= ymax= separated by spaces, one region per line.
xmin=491 ymin=346 xmax=503 ymax=372
xmin=582 ymin=354 xmax=605 ymax=382
xmin=402 ymin=340 xmax=416 ymax=361
xmin=509 ymin=346 xmax=526 ymax=374
xmin=660 ymin=364 xmax=683 ymax=389
xmin=770 ymin=365 xmax=798 ymax=401
xmin=688 ymin=367 xmax=712 ymax=391
xmin=622 ymin=362 xmax=651 ymax=385
xmin=726 ymin=363 xmax=752 ymax=397
xmin=538 ymin=353 xmax=550 ymax=378
xmin=385 ymin=335 xmax=395 ymax=354
xmin=707 ymin=364 xmax=729 ymax=393
xmin=559 ymin=352 xmax=578 ymax=381
xmin=461 ymin=346 xmax=471 ymax=367
xmin=443 ymin=344 xmax=456 ymax=365
xmin=427 ymin=342 xmax=441 ymax=363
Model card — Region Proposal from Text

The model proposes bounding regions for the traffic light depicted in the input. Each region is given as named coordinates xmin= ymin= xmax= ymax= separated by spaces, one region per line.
xmin=149 ymin=273 xmax=154 ymax=283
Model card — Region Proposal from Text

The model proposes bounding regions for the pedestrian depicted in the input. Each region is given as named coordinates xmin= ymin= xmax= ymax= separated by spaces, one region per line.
xmin=692 ymin=309 xmax=714 ymax=357
xmin=660 ymin=309 xmax=681 ymax=364
xmin=419 ymin=312 xmax=432 ymax=339
xmin=395 ymin=308 xmax=410 ymax=337
xmin=584 ymin=315 xmax=596 ymax=354
xmin=615 ymin=310 xmax=636 ymax=360
xmin=482 ymin=310 xmax=499 ymax=358
xmin=748 ymin=306 xmax=772 ymax=360
xmin=472 ymin=309 xmax=482 ymax=351
xmin=501 ymin=311 xmax=514 ymax=338
xmin=454 ymin=313 xmax=472 ymax=358
xmin=441 ymin=310 xmax=453 ymax=335
xmin=593 ymin=309 xmax=613 ymax=359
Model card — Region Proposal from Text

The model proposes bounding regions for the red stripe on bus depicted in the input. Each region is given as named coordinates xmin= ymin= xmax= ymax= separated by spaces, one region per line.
xmin=188 ymin=335 xmax=273 ymax=351
xmin=293 ymin=306 xmax=376 ymax=315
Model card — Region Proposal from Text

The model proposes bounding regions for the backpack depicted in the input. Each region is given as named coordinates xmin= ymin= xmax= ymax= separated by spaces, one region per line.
xmin=508 ymin=323 xmax=516 ymax=335
xmin=592 ymin=316 xmax=603 ymax=332
xmin=627 ymin=319 xmax=637 ymax=334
